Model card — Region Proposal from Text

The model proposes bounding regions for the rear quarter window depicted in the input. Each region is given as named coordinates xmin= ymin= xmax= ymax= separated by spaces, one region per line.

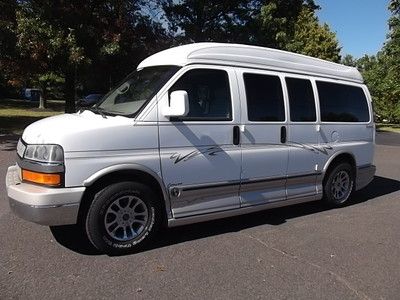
xmin=317 ymin=81 xmax=370 ymax=122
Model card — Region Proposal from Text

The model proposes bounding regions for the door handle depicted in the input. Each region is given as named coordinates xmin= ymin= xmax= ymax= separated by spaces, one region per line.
xmin=233 ymin=126 xmax=240 ymax=145
xmin=280 ymin=126 xmax=287 ymax=143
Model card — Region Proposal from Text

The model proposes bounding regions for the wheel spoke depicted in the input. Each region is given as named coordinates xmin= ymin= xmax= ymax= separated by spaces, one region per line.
xmin=122 ymin=227 xmax=128 ymax=239
xmin=120 ymin=197 xmax=130 ymax=208
xmin=135 ymin=212 xmax=147 ymax=217
xmin=111 ymin=224 xmax=121 ymax=234
xmin=126 ymin=196 xmax=134 ymax=208
xmin=110 ymin=203 xmax=120 ymax=213
xmin=107 ymin=221 xmax=117 ymax=232
xmin=133 ymin=219 xmax=146 ymax=225
xmin=130 ymin=225 xmax=138 ymax=237
xmin=115 ymin=199 xmax=125 ymax=210
xmin=105 ymin=214 xmax=117 ymax=224
xmin=104 ymin=194 xmax=149 ymax=242
xmin=132 ymin=200 xmax=141 ymax=211
xmin=331 ymin=169 xmax=351 ymax=201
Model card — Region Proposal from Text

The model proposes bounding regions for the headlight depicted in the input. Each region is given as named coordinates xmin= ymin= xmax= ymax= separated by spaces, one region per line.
xmin=24 ymin=144 xmax=64 ymax=164
xmin=16 ymin=139 xmax=26 ymax=158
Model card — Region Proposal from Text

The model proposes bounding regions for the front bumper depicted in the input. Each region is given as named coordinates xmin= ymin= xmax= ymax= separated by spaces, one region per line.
xmin=6 ymin=165 xmax=85 ymax=226
xmin=356 ymin=164 xmax=376 ymax=191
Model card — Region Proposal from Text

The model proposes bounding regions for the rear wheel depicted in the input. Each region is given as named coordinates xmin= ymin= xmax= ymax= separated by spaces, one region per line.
xmin=323 ymin=162 xmax=354 ymax=207
xmin=85 ymin=181 xmax=161 ymax=255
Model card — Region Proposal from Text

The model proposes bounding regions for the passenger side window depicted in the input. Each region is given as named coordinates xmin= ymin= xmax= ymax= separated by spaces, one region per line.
xmin=286 ymin=78 xmax=316 ymax=122
xmin=169 ymin=69 xmax=232 ymax=121
xmin=317 ymin=81 xmax=370 ymax=122
xmin=244 ymin=73 xmax=285 ymax=122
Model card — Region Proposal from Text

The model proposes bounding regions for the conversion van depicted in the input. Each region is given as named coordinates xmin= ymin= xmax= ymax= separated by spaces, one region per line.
xmin=6 ymin=43 xmax=375 ymax=255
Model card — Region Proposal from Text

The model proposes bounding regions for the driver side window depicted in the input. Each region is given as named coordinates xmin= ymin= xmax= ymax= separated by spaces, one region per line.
xmin=169 ymin=69 xmax=232 ymax=121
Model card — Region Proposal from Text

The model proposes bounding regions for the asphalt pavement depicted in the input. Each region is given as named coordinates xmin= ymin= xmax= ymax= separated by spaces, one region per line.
xmin=1 ymin=132 xmax=400 ymax=299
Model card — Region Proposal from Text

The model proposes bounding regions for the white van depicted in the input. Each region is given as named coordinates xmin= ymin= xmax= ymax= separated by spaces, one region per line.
xmin=6 ymin=43 xmax=375 ymax=254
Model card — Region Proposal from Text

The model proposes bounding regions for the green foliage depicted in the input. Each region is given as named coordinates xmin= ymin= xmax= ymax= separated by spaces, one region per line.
xmin=285 ymin=8 xmax=341 ymax=62
xmin=10 ymin=0 xmax=171 ymax=112
xmin=162 ymin=0 xmax=264 ymax=43
xmin=341 ymin=54 xmax=357 ymax=67
xmin=257 ymin=0 xmax=318 ymax=48
xmin=0 ymin=0 xmax=17 ymax=95
xmin=354 ymin=1 xmax=400 ymax=123
xmin=1 ymin=0 xmax=397 ymax=122
xmin=257 ymin=2 xmax=340 ymax=62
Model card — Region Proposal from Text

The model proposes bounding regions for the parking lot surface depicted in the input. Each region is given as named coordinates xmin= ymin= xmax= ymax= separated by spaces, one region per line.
xmin=1 ymin=132 xmax=400 ymax=299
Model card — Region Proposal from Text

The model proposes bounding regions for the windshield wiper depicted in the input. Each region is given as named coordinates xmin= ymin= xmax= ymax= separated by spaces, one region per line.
xmin=82 ymin=106 xmax=108 ymax=119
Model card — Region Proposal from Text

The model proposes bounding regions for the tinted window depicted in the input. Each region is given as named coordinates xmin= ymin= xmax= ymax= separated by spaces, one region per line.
xmin=169 ymin=69 xmax=232 ymax=121
xmin=286 ymin=78 xmax=316 ymax=122
xmin=244 ymin=74 xmax=285 ymax=121
xmin=317 ymin=81 xmax=369 ymax=122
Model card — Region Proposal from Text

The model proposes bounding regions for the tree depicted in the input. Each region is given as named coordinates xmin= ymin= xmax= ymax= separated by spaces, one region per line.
xmin=257 ymin=2 xmax=340 ymax=62
xmin=358 ymin=0 xmax=400 ymax=123
xmin=0 ymin=0 xmax=18 ymax=96
xmin=285 ymin=8 xmax=341 ymax=62
xmin=14 ymin=0 xmax=169 ymax=112
xmin=341 ymin=54 xmax=357 ymax=67
xmin=162 ymin=0 xmax=264 ymax=44
xmin=382 ymin=0 xmax=400 ymax=122
xmin=257 ymin=0 xmax=318 ymax=49
xmin=15 ymin=4 xmax=82 ymax=109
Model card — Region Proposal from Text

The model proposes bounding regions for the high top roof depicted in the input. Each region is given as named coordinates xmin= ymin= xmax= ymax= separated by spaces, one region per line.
xmin=137 ymin=43 xmax=363 ymax=83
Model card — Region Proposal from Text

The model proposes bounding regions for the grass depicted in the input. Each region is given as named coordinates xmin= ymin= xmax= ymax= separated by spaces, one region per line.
xmin=376 ymin=124 xmax=400 ymax=134
xmin=0 ymin=98 xmax=64 ymax=135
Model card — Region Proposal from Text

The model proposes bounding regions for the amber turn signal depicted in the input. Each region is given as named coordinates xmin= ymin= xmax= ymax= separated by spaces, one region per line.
xmin=22 ymin=169 xmax=61 ymax=186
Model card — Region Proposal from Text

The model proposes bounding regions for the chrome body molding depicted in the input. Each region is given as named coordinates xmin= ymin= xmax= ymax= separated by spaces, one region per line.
xmin=168 ymin=194 xmax=321 ymax=227
xmin=6 ymin=165 xmax=84 ymax=226
xmin=171 ymin=182 xmax=239 ymax=218
xmin=169 ymin=172 xmax=322 ymax=218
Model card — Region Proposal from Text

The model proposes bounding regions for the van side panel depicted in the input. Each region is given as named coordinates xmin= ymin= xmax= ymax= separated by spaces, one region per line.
xmin=236 ymin=68 xmax=289 ymax=206
xmin=315 ymin=81 xmax=374 ymax=189
xmin=284 ymin=76 xmax=321 ymax=200
xmin=63 ymin=123 xmax=161 ymax=188
xmin=157 ymin=66 xmax=242 ymax=218
xmin=286 ymin=124 xmax=321 ymax=198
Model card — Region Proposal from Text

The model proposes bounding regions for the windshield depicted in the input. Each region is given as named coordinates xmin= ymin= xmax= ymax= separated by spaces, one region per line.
xmin=97 ymin=66 xmax=180 ymax=116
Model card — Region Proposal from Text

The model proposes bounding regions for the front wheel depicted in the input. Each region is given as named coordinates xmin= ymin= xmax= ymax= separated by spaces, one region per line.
xmin=323 ymin=163 xmax=354 ymax=207
xmin=85 ymin=181 xmax=161 ymax=255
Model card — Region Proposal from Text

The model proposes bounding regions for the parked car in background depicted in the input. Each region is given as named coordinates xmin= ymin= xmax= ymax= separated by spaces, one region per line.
xmin=21 ymin=88 xmax=41 ymax=101
xmin=77 ymin=94 xmax=104 ymax=107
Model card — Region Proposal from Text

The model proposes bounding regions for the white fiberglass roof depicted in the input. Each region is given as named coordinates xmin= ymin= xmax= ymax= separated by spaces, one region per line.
xmin=137 ymin=42 xmax=363 ymax=83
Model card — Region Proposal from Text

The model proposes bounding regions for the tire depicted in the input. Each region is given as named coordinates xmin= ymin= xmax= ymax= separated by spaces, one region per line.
xmin=323 ymin=162 xmax=354 ymax=207
xmin=85 ymin=181 xmax=161 ymax=255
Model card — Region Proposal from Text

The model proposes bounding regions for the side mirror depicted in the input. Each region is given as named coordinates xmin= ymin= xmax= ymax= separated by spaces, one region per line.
xmin=163 ymin=90 xmax=189 ymax=117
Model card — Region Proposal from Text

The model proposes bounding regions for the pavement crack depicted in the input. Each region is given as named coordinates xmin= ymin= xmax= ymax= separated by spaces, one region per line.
xmin=245 ymin=234 xmax=371 ymax=300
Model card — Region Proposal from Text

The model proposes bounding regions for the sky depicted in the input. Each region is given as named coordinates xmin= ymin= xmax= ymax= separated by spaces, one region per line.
xmin=316 ymin=0 xmax=391 ymax=58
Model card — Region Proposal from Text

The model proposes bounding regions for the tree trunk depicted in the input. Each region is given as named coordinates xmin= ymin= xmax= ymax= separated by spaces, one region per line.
xmin=39 ymin=84 xmax=47 ymax=109
xmin=64 ymin=68 xmax=76 ymax=113
xmin=38 ymin=89 xmax=47 ymax=109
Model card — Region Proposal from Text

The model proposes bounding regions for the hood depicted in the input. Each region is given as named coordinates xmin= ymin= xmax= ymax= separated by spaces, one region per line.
xmin=21 ymin=111 xmax=146 ymax=152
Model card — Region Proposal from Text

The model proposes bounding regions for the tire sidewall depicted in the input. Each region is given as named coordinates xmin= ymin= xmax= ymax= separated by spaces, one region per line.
xmin=85 ymin=182 xmax=159 ymax=254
